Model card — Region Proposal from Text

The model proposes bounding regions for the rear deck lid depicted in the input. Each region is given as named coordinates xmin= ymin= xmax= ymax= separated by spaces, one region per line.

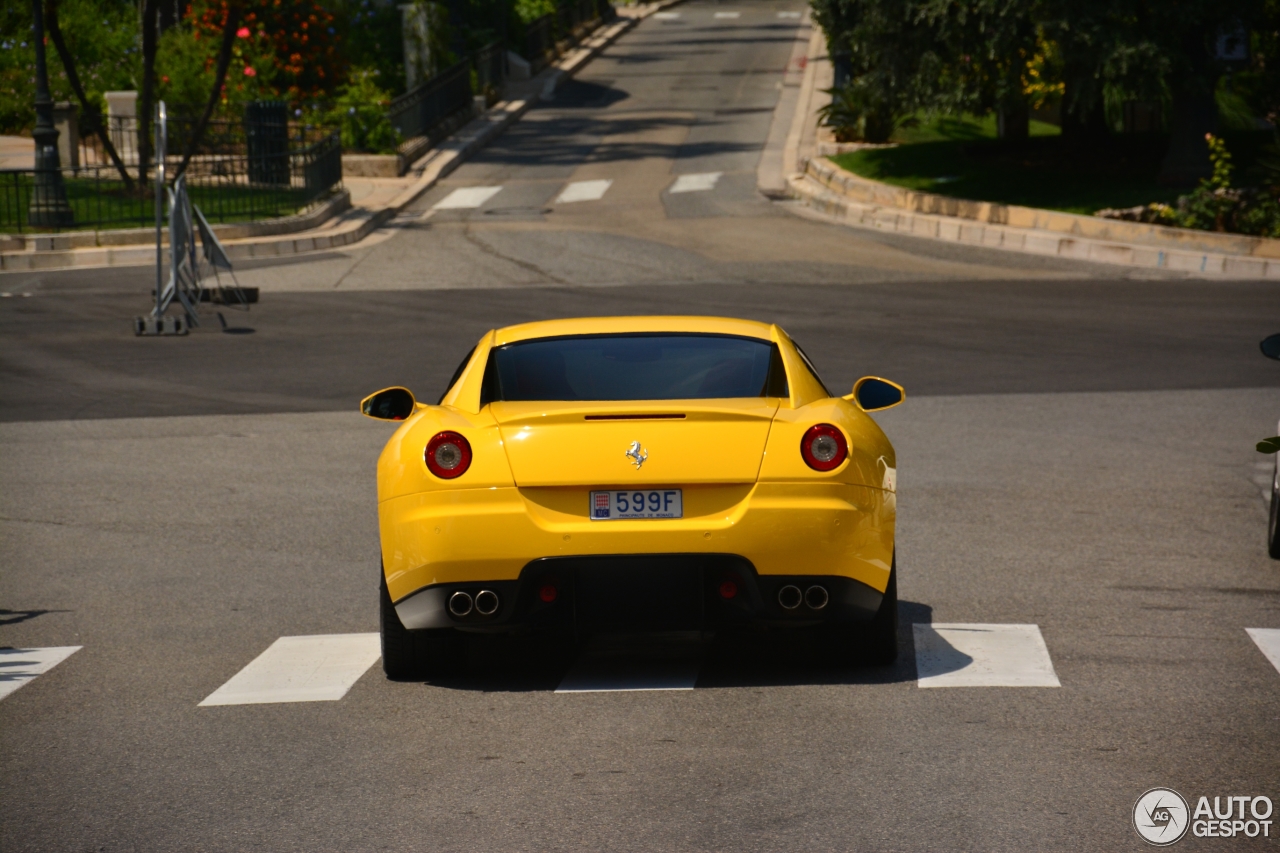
xmin=492 ymin=401 xmax=780 ymax=486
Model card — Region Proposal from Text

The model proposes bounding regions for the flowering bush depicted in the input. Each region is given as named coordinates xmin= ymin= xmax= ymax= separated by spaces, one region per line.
xmin=182 ymin=0 xmax=343 ymax=104
xmin=1096 ymin=135 xmax=1280 ymax=238
xmin=156 ymin=3 xmax=277 ymax=109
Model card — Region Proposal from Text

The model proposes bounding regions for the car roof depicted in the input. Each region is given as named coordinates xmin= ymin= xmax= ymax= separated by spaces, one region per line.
xmin=492 ymin=316 xmax=775 ymax=346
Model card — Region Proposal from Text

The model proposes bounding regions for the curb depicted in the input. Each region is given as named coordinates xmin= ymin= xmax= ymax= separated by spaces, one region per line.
xmin=0 ymin=6 xmax=653 ymax=273
xmin=788 ymin=164 xmax=1280 ymax=279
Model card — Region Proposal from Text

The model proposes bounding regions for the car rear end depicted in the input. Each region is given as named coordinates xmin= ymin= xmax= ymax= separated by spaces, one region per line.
xmin=375 ymin=318 xmax=896 ymax=641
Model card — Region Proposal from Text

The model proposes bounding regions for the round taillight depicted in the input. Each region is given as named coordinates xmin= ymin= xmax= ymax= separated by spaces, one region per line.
xmin=800 ymin=424 xmax=848 ymax=471
xmin=718 ymin=580 xmax=738 ymax=600
xmin=539 ymin=584 xmax=558 ymax=603
xmin=425 ymin=431 xmax=472 ymax=479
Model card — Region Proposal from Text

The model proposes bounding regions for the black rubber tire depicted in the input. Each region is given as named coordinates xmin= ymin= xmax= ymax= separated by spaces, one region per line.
xmin=1268 ymin=458 xmax=1280 ymax=560
xmin=379 ymin=571 xmax=468 ymax=680
xmin=861 ymin=561 xmax=898 ymax=665
xmin=821 ymin=559 xmax=898 ymax=666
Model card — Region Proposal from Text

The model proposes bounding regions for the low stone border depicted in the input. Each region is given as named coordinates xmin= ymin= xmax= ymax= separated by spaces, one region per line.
xmin=791 ymin=157 xmax=1280 ymax=279
xmin=804 ymin=157 xmax=1280 ymax=262
xmin=0 ymin=189 xmax=351 ymax=258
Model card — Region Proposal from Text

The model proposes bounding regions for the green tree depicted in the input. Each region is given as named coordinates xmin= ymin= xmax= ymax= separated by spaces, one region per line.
xmin=0 ymin=0 xmax=137 ymax=134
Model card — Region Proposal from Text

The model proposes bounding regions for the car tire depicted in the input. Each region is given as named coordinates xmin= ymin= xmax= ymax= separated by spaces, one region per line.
xmin=822 ymin=559 xmax=898 ymax=666
xmin=1269 ymin=457 xmax=1280 ymax=560
xmin=380 ymin=570 xmax=468 ymax=679
xmin=861 ymin=560 xmax=899 ymax=665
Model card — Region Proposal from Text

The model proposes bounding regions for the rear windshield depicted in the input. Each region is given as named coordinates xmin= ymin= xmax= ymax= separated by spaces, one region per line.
xmin=485 ymin=334 xmax=788 ymax=402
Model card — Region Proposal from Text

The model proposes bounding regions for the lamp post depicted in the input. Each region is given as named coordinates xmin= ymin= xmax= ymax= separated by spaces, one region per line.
xmin=29 ymin=0 xmax=74 ymax=227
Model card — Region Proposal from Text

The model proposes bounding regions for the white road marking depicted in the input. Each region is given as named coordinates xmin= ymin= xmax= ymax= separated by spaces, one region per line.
xmin=1246 ymin=628 xmax=1280 ymax=675
xmin=432 ymin=186 xmax=503 ymax=210
xmin=0 ymin=646 xmax=81 ymax=701
xmin=668 ymin=172 xmax=723 ymax=194
xmin=654 ymin=10 xmax=680 ymax=18
xmin=777 ymin=10 xmax=801 ymax=17
xmin=556 ymin=657 xmax=699 ymax=693
xmin=199 ymin=634 xmax=381 ymax=706
xmin=914 ymin=623 xmax=1061 ymax=687
xmin=714 ymin=11 xmax=741 ymax=18
xmin=555 ymin=179 xmax=613 ymax=204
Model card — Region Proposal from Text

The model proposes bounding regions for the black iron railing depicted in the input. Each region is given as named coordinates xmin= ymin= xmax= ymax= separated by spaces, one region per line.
xmin=524 ymin=14 xmax=555 ymax=73
xmin=386 ymin=59 xmax=473 ymax=143
xmin=474 ymin=41 xmax=507 ymax=97
xmin=0 ymin=130 xmax=343 ymax=234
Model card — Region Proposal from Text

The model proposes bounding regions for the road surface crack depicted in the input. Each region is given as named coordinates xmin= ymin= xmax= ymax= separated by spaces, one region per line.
xmin=462 ymin=225 xmax=569 ymax=285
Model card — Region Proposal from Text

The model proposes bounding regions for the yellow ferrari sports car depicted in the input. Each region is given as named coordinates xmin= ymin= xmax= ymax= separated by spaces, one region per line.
xmin=362 ymin=316 xmax=903 ymax=677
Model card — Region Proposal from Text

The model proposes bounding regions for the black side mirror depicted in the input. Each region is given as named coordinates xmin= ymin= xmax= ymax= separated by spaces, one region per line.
xmin=850 ymin=376 xmax=905 ymax=412
xmin=1261 ymin=334 xmax=1280 ymax=360
xmin=360 ymin=387 xmax=417 ymax=421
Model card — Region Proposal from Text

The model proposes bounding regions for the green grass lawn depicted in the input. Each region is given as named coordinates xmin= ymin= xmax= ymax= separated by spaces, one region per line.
xmin=829 ymin=114 xmax=1272 ymax=215
xmin=1 ymin=174 xmax=311 ymax=233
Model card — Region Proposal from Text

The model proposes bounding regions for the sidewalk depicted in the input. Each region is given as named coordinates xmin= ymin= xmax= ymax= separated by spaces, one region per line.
xmin=0 ymin=3 xmax=665 ymax=273
xmin=777 ymin=29 xmax=1280 ymax=280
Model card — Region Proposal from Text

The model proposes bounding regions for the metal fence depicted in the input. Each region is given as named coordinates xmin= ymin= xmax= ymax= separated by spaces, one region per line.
xmin=387 ymin=59 xmax=473 ymax=143
xmin=473 ymin=41 xmax=507 ymax=97
xmin=524 ymin=14 xmax=555 ymax=74
xmin=388 ymin=43 xmax=509 ymax=149
xmin=521 ymin=1 xmax=610 ymax=73
xmin=0 ymin=128 xmax=343 ymax=234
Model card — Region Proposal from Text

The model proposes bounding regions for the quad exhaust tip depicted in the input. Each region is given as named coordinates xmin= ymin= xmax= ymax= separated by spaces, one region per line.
xmin=474 ymin=589 xmax=500 ymax=616
xmin=448 ymin=591 xmax=473 ymax=617
xmin=778 ymin=584 xmax=829 ymax=611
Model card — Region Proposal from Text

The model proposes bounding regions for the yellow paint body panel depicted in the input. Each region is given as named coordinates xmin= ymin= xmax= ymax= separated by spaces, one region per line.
xmin=377 ymin=316 xmax=897 ymax=603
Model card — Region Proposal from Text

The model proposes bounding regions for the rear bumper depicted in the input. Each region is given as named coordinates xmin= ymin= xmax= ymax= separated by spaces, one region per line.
xmin=380 ymin=481 xmax=895 ymax=605
xmin=393 ymin=554 xmax=885 ymax=632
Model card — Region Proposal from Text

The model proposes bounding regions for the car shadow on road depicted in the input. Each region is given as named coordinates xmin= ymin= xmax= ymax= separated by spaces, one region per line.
xmin=695 ymin=599 xmax=933 ymax=689
xmin=418 ymin=600 xmax=944 ymax=692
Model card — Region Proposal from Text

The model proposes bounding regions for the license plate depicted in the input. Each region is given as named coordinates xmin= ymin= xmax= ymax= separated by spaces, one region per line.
xmin=590 ymin=489 xmax=683 ymax=520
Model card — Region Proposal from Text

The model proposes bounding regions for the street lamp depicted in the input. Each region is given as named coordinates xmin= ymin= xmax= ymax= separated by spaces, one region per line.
xmin=29 ymin=0 xmax=74 ymax=227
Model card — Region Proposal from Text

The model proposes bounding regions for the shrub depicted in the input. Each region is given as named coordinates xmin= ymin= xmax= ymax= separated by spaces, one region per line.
xmin=1096 ymin=134 xmax=1280 ymax=238
xmin=819 ymin=81 xmax=916 ymax=143
xmin=324 ymin=67 xmax=400 ymax=154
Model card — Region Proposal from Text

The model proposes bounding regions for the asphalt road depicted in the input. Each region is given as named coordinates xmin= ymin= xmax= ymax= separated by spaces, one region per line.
xmin=3 ymin=2 xmax=1279 ymax=851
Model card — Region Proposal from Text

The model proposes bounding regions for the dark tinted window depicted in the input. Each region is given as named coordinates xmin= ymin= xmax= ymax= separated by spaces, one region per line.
xmin=488 ymin=334 xmax=787 ymax=402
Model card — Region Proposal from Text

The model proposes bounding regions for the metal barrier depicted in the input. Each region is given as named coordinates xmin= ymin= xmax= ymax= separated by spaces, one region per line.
xmin=387 ymin=59 xmax=473 ymax=143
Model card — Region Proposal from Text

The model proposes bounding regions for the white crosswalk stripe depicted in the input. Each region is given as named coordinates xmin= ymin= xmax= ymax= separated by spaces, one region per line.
xmin=777 ymin=10 xmax=802 ymax=17
xmin=199 ymin=634 xmax=381 ymax=706
xmin=914 ymin=623 xmax=1060 ymax=687
xmin=433 ymin=186 xmax=503 ymax=210
xmin=714 ymin=11 xmax=741 ymax=18
xmin=668 ymin=172 xmax=723 ymax=194
xmin=653 ymin=10 xmax=680 ymax=18
xmin=555 ymin=179 xmax=613 ymax=204
xmin=0 ymin=646 xmax=81 ymax=701
xmin=1246 ymin=628 xmax=1280 ymax=675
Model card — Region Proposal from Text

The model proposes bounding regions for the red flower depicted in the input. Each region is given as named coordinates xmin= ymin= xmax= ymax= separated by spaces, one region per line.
xmin=237 ymin=26 xmax=251 ymax=38
xmin=243 ymin=66 xmax=257 ymax=77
